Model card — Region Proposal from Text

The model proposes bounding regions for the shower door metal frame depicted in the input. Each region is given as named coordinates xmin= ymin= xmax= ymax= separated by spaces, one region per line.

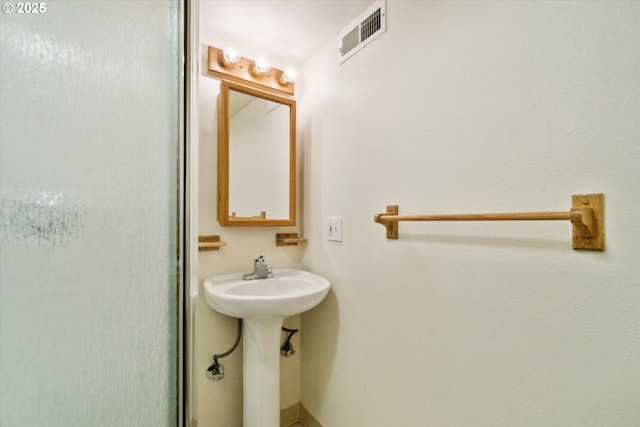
xmin=181 ymin=1 xmax=200 ymax=426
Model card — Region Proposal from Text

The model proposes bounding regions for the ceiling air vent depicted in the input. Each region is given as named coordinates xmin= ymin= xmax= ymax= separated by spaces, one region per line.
xmin=340 ymin=0 xmax=386 ymax=64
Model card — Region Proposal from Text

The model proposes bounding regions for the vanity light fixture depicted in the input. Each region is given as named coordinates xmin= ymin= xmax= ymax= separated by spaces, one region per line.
xmin=208 ymin=45 xmax=296 ymax=96
xmin=221 ymin=46 xmax=241 ymax=67
xmin=279 ymin=66 xmax=299 ymax=85
xmin=253 ymin=58 xmax=272 ymax=75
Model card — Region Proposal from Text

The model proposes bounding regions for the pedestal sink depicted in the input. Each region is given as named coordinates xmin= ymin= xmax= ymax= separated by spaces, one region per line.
xmin=204 ymin=268 xmax=330 ymax=427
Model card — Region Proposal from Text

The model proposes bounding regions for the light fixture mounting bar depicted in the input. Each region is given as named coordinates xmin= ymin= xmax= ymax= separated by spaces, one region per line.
xmin=207 ymin=46 xmax=294 ymax=96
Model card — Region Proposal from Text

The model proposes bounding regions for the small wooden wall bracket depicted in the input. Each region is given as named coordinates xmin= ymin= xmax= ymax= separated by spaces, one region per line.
xmin=373 ymin=205 xmax=399 ymax=239
xmin=198 ymin=235 xmax=228 ymax=252
xmin=571 ymin=193 xmax=604 ymax=251
xmin=276 ymin=233 xmax=308 ymax=246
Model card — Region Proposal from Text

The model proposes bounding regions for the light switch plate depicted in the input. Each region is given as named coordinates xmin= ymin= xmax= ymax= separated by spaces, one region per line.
xmin=327 ymin=216 xmax=342 ymax=241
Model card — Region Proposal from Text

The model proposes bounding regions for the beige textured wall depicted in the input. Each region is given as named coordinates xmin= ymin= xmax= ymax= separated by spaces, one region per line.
xmin=298 ymin=1 xmax=640 ymax=426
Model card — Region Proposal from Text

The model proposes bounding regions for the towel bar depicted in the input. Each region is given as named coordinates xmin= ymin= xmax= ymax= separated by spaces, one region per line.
xmin=373 ymin=193 xmax=604 ymax=251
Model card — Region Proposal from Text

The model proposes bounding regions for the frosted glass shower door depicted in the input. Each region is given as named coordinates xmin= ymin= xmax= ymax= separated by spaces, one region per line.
xmin=0 ymin=1 xmax=183 ymax=426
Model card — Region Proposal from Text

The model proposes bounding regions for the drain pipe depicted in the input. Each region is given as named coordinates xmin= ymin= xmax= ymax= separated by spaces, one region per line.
xmin=206 ymin=318 xmax=242 ymax=380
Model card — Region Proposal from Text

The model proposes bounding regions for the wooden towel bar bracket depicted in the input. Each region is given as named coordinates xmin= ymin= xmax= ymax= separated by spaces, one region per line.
xmin=276 ymin=233 xmax=307 ymax=246
xmin=198 ymin=235 xmax=228 ymax=252
xmin=373 ymin=193 xmax=604 ymax=251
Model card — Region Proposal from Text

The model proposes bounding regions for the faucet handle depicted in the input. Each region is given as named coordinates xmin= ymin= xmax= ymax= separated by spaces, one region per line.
xmin=255 ymin=255 xmax=265 ymax=266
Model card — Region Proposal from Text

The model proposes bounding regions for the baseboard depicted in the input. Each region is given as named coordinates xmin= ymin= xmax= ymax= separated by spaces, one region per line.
xmin=280 ymin=402 xmax=301 ymax=427
xmin=280 ymin=402 xmax=323 ymax=427
xmin=300 ymin=403 xmax=323 ymax=427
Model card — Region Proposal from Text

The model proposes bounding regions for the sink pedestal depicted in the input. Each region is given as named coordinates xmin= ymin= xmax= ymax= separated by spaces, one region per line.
xmin=242 ymin=317 xmax=284 ymax=427
xmin=203 ymin=268 xmax=330 ymax=427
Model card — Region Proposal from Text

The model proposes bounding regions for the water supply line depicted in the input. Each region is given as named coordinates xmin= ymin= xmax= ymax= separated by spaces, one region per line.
xmin=207 ymin=321 xmax=300 ymax=380
xmin=206 ymin=318 xmax=242 ymax=380
xmin=280 ymin=326 xmax=299 ymax=356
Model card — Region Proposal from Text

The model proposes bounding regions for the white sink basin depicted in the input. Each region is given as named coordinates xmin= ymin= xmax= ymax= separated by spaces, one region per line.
xmin=204 ymin=268 xmax=330 ymax=319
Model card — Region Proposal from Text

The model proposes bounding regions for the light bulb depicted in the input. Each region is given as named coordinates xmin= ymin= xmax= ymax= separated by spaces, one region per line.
xmin=253 ymin=58 xmax=271 ymax=75
xmin=280 ymin=66 xmax=299 ymax=85
xmin=221 ymin=47 xmax=240 ymax=66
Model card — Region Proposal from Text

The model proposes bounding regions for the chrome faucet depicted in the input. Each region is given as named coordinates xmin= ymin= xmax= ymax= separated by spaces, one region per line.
xmin=242 ymin=255 xmax=274 ymax=280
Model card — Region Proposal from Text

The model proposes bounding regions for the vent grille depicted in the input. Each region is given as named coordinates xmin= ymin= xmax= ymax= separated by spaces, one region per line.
xmin=340 ymin=0 xmax=386 ymax=64
xmin=361 ymin=8 xmax=381 ymax=42
xmin=342 ymin=26 xmax=360 ymax=57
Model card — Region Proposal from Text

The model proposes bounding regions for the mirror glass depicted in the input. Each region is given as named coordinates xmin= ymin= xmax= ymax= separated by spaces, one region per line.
xmin=218 ymin=80 xmax=296 ymax=226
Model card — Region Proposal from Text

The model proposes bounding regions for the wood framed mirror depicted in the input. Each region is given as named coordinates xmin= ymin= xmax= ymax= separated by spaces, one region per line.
xmin=217 ymin=80 xmax=296 ymax=226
